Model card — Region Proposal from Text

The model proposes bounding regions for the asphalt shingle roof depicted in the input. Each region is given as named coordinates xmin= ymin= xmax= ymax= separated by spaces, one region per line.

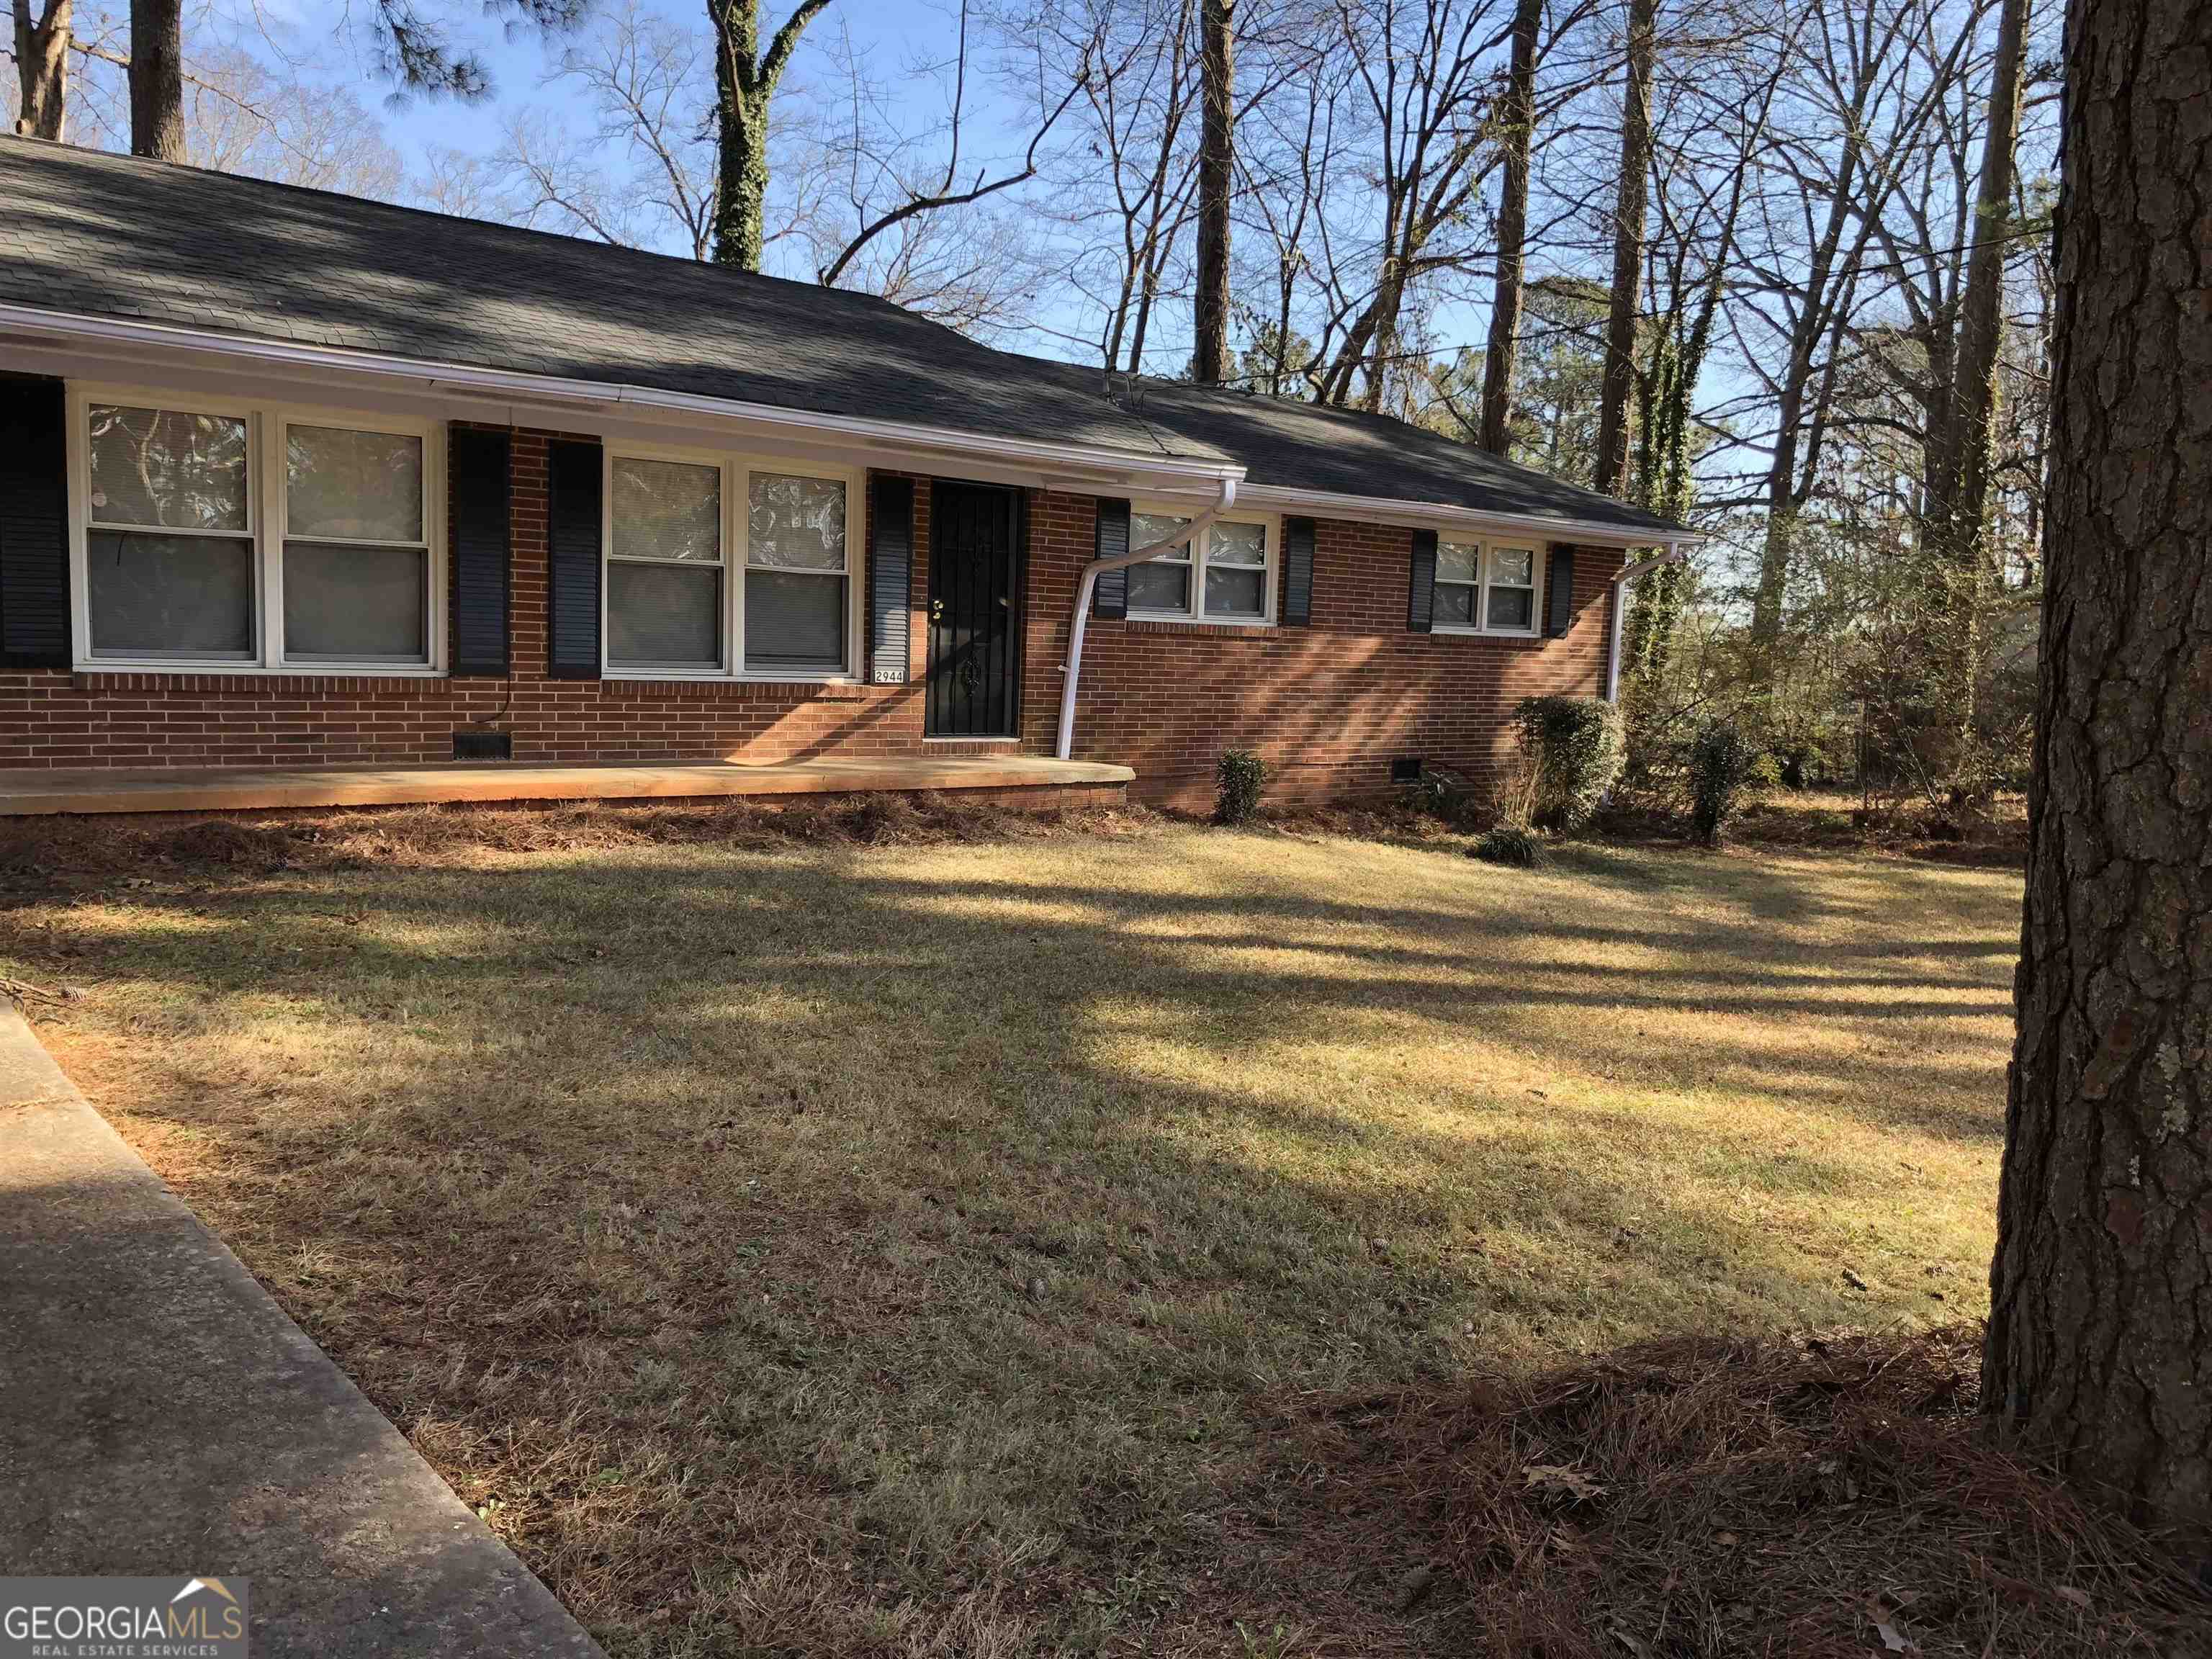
xmin=0 ymin=137 xmax=1682 ymax=539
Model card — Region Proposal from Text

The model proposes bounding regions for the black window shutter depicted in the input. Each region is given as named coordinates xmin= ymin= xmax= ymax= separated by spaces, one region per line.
xmin=868 ymin=474 xmax=913 ymax=684
xmin=449 ymin=426 xmax=511 ymax=675
xmin=1281 ymin=516 xmax=1316 ymax=626
xmin=1545 ymin=546 xmax=1576 ymax=638
xmin=546 ymin=438 xmax=603 ymax=680
xmin=0 ymin=374 xmax=71 ymax=669
xmin=1092 ymin=498 xmax=1130 ymax=619
xmin=1407 ymin=528 xmax=1438 ymax=633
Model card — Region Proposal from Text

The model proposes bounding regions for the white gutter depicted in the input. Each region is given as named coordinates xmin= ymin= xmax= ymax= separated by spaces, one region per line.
xmin=1604 ymin=546 xmax=1691 ymax=702
xmin=0 ymin=301 xmax=1245 ymax=492
xmin=1056 ymin=477 xmax=1238 ymax=760
xmin=1235 ymin=482 xmax=1704 ymax=551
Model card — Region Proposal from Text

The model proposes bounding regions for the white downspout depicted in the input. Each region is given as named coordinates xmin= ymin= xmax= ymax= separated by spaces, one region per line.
xmin=1056 ymin=476 xmax=1240 ymax=760
xmin=1604 ymin=544 xmax=1691 ymax=702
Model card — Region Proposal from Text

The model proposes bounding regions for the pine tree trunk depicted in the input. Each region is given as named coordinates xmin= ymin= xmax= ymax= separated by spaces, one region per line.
xmin=12 ymin=0 xmax=70 ymax=140
xmin=1192 ymin=0 xmax=1234 ymax=385
xmin=1983 ymin=0 xmax=2212 ymax=1537
xmin=1593 ymin=0 xmax=1655 ymax=498
xmin=1478 ymin=0 xmax=1542 ymax=456
xmin=129 ymin=0 xmax=184 ymax=162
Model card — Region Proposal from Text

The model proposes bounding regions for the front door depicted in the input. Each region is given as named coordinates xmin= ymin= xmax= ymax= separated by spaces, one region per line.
xmin=926 ymin=482 xmax=1023 ymax=738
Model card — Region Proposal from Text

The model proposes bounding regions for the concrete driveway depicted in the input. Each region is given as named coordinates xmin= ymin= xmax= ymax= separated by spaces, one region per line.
xmin=0 ymin=1004 xmax=605 ymax=1658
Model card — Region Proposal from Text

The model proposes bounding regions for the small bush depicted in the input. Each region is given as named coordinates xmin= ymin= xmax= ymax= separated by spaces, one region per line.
xmin=1215 ymin=748 xmax=1268 ymax=825
xmin=1472 ymin=825 xmax=1539 ymax=866
xmin=1511 ymin=696 xmax=1625 ymax=833
xmin=1689 ymin=719 xmax=1774 ymax=845
xmin=1403 ymin=766 xmax=1480 ymax=825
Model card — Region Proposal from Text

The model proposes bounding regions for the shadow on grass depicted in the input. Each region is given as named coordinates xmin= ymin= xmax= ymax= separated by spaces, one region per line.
xmin=2 ymin=830 xmax=2022 ymax=1656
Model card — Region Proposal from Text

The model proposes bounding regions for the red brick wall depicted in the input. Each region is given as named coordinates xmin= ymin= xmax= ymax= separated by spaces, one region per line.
xmin=1017 ymin=491 xmax=1621 ymax=809
xmin=0 ymin=426 xmax=1621 ymax=804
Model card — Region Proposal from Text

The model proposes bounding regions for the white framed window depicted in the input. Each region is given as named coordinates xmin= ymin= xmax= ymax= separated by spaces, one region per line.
xmin=1434 ymin=538 xmax=1542 ymax=637
xmin=1127 ymin=511 xmax=1193 ymax=614
xmin=1126 ymin=509 xmax=1278 ymax=625
xmin=745 ymin=471 xmax=849 ymax=673
xmin=602 ymin=446 xmax=858 ymax=680
xmin=282 ymin=423 xmax=431 ymax=664
xmin=70 ymin=385 xmax=444 ymax=674
xmin=608 ymin=455 xmax=724 ymax=672
xmin=84 ymin=403 xmax=257 ymax=662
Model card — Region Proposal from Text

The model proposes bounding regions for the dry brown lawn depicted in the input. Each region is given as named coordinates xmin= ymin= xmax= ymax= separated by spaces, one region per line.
xmin=1 ymin=803 xmax=2035 ymax=1655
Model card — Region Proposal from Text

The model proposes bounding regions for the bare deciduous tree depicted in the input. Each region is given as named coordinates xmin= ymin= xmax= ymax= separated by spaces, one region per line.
xmin=1738 ymin=0 xmax=1987 ymax=674
xmin=10 ymin=0 xmax=69 ymax=138
xmin=1310 ymin=0 xmax=1514 ymax=411
xmin=809 ymin=0 xmax=1086 ymax=317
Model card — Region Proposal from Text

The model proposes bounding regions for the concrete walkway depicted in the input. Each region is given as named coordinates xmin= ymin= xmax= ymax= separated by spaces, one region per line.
xmin=0 ymin=1006 xmax=605 ymax=1658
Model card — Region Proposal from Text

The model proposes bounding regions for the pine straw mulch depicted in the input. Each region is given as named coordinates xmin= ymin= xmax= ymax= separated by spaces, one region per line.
xmin=1225 ymin=1326 xmax=2207 ymax=1658
xmin=0 ymin=791 xmax=1171 ymax=890
xmin=1592 ymin=791 xmax=2029 ymax=869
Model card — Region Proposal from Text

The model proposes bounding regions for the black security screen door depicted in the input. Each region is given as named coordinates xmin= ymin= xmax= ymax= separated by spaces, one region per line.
xmin=926 ymin=482 xmax=1024 ymax=737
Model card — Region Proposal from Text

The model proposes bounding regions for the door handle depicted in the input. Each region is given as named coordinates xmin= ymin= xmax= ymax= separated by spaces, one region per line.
xmin=931 ymin=598 xmax=945 ymax=621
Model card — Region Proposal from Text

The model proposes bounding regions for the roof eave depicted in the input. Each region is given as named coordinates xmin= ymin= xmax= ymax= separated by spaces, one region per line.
xmin=0 ymin=300 xmax=1245 ymax=493
xmin=1233 ymin=482 xmax=1702 ymax=548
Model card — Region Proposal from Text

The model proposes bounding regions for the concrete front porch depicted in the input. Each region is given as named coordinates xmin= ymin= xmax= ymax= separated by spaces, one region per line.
xmin=0 ymin=755 xmax=1134 ymax=817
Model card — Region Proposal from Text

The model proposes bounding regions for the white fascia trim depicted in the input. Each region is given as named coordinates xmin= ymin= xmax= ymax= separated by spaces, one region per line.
xmin=0 ymin=302 xmax=1245 ymax=493
xmin=1234 ymin=482 xmax=1704 ymax=549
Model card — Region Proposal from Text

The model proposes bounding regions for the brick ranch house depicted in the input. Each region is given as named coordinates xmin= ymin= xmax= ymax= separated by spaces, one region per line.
xmin=0 ymin=138 xmax=1693 ymax=814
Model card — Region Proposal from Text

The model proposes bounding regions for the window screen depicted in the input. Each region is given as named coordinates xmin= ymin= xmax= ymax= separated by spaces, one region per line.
xmin=610 ymin=561 xmax=722 ymax=667
xmin=87 ymin=531 xmax=255 ymax=658
xmin=88 ymin=405 xmax=248 ymax=532
xmin=282 ymin=541 xmax=428 ymax=660
xmin=613 ymin=457 xmax=722 ymax=563
xmin=287 ymin=426 xmax=423 ymax=542
xmin=745 ymin=570 xmax=844 ymax=667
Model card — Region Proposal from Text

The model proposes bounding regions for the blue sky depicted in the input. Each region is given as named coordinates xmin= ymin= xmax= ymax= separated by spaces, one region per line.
xmin=264 ymin=0 xmax=1105 ymax=354
xmin=360 ymin=0 xmax=962 ymax=174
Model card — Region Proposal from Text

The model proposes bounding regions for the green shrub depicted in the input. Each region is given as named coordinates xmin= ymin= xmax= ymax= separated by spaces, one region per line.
xmin=1689 ymin=719 xmax=1774 ymax=845
xmin=1403 ymin=765 xmax=1480 ymax=825
xmin=1215 ymin=747 xmax=1267 ymax=824
xmin=1472 ymin=824 xmax=1540 ymax=866
xmin=1511 ymin=696 xmax=1625 ymax=833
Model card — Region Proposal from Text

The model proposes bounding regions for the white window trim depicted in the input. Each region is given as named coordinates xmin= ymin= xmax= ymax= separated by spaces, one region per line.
xmin=1125 ymin=505 xmax=1280 ymax=628
xmin=68 ymin=382 xmax=446 ymax=676
xmin=601 ymin=440 xmax=864 ymax=683
xmin=1432 ymin=538 xmax=1545 ymax=639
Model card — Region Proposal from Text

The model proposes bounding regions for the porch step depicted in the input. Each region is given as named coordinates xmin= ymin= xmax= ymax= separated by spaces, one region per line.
xmin=0 ymin=757 xmax=1134 ymax=817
